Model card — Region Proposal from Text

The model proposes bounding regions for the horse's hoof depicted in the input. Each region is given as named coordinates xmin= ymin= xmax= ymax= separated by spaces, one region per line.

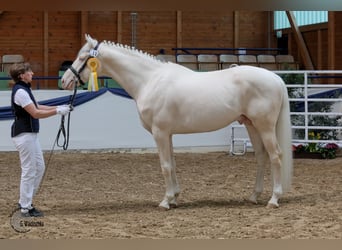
xmin=158 ymin=200 xmax=170 ymax=210
xmin=248 ymin=196 xmax=258 ymax=204
xmin=158 ymin=205 xmax=170 ymax=211
xmin=248 ymin=193 xmax=259 ymax=204
xmin=266 ymin=202 xmax=279 ymax=209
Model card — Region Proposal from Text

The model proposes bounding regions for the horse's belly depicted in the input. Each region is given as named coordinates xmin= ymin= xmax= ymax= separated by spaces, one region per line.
xmin=171 ymin=110 xmax=238 ymax=134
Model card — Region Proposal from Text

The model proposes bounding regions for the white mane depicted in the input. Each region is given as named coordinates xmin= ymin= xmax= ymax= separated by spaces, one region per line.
xmin=85 ymin=34 xmax=162 ymax=64
xmin=104 ymin=40 xmax=158 ymax=61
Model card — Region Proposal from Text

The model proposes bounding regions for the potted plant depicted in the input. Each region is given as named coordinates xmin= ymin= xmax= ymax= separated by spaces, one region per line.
xmin=292 ymin=132 xmax=339 ymax=159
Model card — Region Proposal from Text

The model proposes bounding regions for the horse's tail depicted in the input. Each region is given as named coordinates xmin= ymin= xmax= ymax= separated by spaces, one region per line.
xmin=276 ymin=81 xmax=293 ymax=192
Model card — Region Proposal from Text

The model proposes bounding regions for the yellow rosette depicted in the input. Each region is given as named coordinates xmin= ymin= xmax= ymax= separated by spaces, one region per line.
xmin=87 ymin=58 xmax=99 ymax=91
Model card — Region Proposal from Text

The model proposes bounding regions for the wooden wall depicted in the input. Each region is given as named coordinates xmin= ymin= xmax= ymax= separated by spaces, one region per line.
xmin=0 ymin=11 xmax=340 ymax=89
xmin=334 ymin=12 xmax=342 ymax=70
xmin=282 ymin=12 xmax=342 ymax=71
xmin=283 ymin=23 xmax=328 ymax=70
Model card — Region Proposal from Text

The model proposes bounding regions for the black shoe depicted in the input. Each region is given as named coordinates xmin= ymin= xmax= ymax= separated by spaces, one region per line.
xmin=28 ymin=207 xmax=44 ymax=217
xmin=21 ymin=207 xmax=44 ymax=217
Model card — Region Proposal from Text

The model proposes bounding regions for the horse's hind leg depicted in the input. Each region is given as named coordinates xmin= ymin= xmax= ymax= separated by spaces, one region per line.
xmin=245 ymin=124 xmax=268 ymax=204
xmin=259 ymin=130 xmax=283 ymax=208
xmin=153 ymin=130 xmax=180 ymax=210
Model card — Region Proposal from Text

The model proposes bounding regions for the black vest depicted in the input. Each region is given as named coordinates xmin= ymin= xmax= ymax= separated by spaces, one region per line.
xmin=11 ymin=81 xmax=40 ymax=137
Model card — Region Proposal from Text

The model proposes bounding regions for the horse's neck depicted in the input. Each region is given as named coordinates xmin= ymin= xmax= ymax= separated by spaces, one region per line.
xmin=101 ymin=46 xmax=160 ymax=99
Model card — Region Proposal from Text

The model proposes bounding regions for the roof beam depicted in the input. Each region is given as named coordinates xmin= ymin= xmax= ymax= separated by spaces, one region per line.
xmin=286 ymin=11 xmax=314 ymax=70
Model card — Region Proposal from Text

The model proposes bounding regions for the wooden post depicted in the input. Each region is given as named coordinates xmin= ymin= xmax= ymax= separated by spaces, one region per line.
xmin=43 ymin=11 xmax=48 ymax=88
xmin=328 ymin=11 xmax=335 ymax=70
xmin=317 ymin=29 xmax=322 ymax=70
xmin=233 ymin=11 xmax=239 ymax=49
xmin=286 ymin=11 xmax=314 ymax=70
xmin=177 ymin=11 xmax=182 ymax=49
xmin=117 ymin=11 xmax=122 ymax=43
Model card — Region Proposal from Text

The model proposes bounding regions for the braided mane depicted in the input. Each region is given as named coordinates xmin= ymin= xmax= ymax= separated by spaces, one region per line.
xmin=84 ymin=34 xmax=167 ymax=64
xmin=102 ymin=40 xmax=161 ymax=63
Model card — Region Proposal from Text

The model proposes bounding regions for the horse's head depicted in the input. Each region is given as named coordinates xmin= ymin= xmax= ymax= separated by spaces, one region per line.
xmin=61 ymin=34 xmax=101 ymax=90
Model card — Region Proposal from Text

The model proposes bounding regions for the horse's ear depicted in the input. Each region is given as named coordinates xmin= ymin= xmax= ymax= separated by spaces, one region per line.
xmin=85 ymin=34 xmax=98 ymax=47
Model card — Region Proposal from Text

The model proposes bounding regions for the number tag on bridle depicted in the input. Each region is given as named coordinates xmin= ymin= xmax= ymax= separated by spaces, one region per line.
xmin=89 ymin=49 xmax=99 ymax=57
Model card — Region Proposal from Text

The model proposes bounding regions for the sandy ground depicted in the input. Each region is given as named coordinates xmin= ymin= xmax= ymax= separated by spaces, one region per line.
xmin=0 ymin=150 xmax=341 ymax=239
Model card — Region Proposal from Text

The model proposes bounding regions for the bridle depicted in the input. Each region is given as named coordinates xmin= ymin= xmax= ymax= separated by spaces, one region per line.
xmin=68 ymin=42 xmax=102 ymax=87
xmin=37 ymin=42 xmax=103 ymax=194
xmin=56 ymin=41 xmax=102 ymax=150
xmin=56 ymin=43 xmax=101 ymax=150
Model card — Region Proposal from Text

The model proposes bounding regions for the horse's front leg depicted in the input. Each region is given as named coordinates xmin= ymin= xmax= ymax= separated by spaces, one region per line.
xmin=152 ymin=130 xmax=180 ymax=210
xmin=169 ymin=141 xmax=180 ymax=207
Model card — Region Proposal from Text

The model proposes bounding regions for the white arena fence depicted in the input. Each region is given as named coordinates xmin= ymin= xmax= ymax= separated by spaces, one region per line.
xmin=230 ymin=70 xmax=342 ymax=155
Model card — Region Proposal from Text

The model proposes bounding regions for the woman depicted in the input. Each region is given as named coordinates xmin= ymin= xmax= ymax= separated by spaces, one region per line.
xmin=10 ymin=62 xmax=71 ymax=217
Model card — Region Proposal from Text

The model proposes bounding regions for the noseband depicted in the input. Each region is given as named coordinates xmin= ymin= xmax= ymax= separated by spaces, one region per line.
xmin=68 ymin=42 xmax=102 ymax=86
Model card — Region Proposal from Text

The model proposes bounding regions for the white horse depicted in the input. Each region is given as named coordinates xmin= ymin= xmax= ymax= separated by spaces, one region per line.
xmin=62 ymin=34 xmax=293 ymax=209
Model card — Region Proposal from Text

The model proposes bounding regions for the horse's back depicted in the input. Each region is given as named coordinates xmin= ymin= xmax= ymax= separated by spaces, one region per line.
xmin=145 ymin=64 xmax=284 ymax=112
xmin=161 ymin=64 xmax=284 ymax=90
xmin=223 ymin=65 xmax=284 ymax=88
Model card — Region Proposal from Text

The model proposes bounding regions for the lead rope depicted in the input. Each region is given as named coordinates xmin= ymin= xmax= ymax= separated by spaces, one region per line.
xmin=37 ymin=79 xmax=78 ymax=194
xmin=56 ymin=80 xmax=77 ymax=150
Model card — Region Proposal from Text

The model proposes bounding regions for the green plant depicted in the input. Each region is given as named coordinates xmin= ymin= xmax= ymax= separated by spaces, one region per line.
xmin=307 ymin=131 xmax=320 ymax=152
xmin=318 ymin=143 xmax=339 ymax=159
xmin=292 ymin=132 xmax=339 ymax=159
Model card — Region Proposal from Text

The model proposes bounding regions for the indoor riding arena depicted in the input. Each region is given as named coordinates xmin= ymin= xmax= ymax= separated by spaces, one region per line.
xmin=1 ymin=10 xmax=342 ymax=240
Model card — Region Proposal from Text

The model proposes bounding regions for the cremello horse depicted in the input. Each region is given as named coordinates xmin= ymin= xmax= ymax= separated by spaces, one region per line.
xmin=62 ymin=34 xmax=293 ymax=209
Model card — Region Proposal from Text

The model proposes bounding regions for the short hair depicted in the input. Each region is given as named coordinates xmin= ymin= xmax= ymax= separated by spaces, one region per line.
xmin=9 ymin=62 xmax=32 ymax=82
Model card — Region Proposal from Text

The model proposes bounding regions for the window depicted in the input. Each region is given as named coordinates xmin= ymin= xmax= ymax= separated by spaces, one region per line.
xmin=274 ymin=11 xmax=328 ymax=30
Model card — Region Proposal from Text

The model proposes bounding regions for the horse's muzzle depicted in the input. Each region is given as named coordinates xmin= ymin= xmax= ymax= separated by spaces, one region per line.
xmin=62 ymin=79 xmax=75 ymax=90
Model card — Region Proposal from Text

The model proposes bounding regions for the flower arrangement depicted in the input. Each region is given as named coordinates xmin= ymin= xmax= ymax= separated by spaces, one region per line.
xmin=292 ymin=132 xmax=339 ymax=159
xmin=319 ymin=143 xmax=339 ymax=159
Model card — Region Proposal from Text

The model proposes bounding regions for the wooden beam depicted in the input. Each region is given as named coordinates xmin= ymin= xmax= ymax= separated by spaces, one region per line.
xmin=317 ymin=29 xmax=322 ymax=70
xmin=286 ymin=11 xmax=314 ymax=70
xmin=328 ymin=11 xmax=335 ymax=70
xmin=43 ymin=11 xmax=48 ymax=88
xmin=176 ymin=11 xmax=182 ymax=48
xmin=80 ymin=11 xmax=88 ymax=45
xmin=117 ymin=11 xmax=122 ymax=43
xmin=233 ymin=11 xmax=239 ymax=48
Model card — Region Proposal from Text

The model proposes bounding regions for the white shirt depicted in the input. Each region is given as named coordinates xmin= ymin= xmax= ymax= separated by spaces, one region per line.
xmin=14 ymin=89 xmax=33 ymax=108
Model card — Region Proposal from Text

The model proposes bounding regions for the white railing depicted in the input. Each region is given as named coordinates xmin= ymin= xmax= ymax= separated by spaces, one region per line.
xmin=230 ymin=70 xmax=342 ymax=155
